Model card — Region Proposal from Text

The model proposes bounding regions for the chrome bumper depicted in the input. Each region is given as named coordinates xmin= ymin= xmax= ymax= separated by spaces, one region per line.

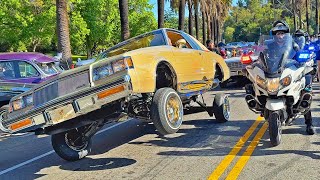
xmin=0 ymin=77 xmax=132 ymax=133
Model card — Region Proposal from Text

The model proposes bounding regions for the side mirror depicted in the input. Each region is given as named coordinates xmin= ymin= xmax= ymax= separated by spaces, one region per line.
xmin=175 ymin=39 xmax=187 ymax=48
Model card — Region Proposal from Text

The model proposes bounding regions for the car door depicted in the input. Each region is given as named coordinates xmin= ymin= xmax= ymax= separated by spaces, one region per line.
xmin=165 ymin=30 xmax=205 ymax=92
xmin=1 ymin=60 xmax=41 ymax=84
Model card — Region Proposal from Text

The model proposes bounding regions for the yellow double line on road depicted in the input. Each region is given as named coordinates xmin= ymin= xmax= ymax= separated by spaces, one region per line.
xmin=208 ymin=116 xmax=268 ymax=180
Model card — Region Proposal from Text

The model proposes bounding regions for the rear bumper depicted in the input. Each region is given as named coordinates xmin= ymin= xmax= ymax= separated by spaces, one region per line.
xmin=0 ymin=76 xmax=132 ymax=133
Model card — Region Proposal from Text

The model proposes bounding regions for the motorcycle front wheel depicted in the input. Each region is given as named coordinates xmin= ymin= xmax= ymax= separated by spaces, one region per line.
xmin=268 ymin=111 xmax=282 ymax=146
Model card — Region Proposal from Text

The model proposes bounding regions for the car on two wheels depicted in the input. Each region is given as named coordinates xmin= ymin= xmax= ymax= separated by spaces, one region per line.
xmin=0 ymin=28 xmax=231 ymax=161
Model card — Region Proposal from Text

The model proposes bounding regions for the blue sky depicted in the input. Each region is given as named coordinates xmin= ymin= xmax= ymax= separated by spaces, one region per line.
xmin=149 ymin=0 xmax=238 ymax=17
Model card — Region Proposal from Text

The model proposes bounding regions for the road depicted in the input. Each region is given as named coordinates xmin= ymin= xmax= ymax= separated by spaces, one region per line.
xmin=0 ymin=83 xmax=320 ymax=180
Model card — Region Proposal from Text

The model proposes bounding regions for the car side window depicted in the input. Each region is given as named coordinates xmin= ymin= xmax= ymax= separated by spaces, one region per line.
xmin=0 ymin=61 xmax=15 ymax=79
xmin=18 ymin=61 xmax=39 ymax=78
xmin=166 ymin=31 xmax=192 ymax=49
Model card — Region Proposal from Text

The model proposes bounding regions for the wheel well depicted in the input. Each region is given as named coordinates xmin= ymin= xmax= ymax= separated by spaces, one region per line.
xmin=215 ymin=64 xmax=223 ymax=81
xmin=156 ymin=62 xmax=177 ymax=90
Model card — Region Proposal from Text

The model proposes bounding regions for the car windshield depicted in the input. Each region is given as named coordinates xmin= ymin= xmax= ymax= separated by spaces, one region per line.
xmin=102 ymin=30 xmax=166 ymax=58
xmin=255 ymin=33 xmax=296 ymax=75
xmin=37 ymin=62 xmax=60 ymax=75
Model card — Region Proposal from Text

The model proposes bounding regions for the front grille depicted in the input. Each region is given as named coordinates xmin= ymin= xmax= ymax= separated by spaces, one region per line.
xmin=227 ymin=62 xmax=243 ymax=70
xmin=34 ymin=71 xmax=90 ymax=107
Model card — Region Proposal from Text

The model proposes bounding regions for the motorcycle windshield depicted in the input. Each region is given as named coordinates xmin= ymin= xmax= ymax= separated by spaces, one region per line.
xmin=257 ymin=33 xmax=296 ymax=76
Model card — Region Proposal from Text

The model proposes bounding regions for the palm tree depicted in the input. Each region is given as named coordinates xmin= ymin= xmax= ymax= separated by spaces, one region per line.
xmin=194 ymin=0 xmax=200 ymax=39
xmin=119 ymin=0 xmax=130 ymax=40
xmin=316 ymin=0 xmax=319 ymax=34
xmin=178 ymin=0 xmax=186 ymax=30
xmin=200 ymin=0 xmax=207 ymax=44
xmin=187 ymin=0 xmax=193 ymax=35
xmin=306 ymin=0 xmax=309 ymax=34
xmin=56 ymin=0 xmax=72 ymax=69
xmin=158 ymin=0 xmax=165 ymax=28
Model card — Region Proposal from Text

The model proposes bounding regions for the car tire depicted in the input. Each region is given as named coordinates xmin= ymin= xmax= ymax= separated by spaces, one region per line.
xmin=0 ymin=105 xmax=9 ymax=133
xmin=212 ymin=93 xmax=231 ymax=123
xmin=51 ymin=127 xmax=92 ymax=161
xmin=151 ymin=88 xmax=183 ymax=135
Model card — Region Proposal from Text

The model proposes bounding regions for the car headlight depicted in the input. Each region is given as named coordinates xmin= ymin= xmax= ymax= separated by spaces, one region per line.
xmin=112 ymin=57 xmax=134 ymax=73
xmin=266 ymin=78 xmax=280 ymax=94
xmin=256 ymin=75 xmax=266 ymax=89
xmin=12 ymin=98 xmax=25 ymax=111
xmin=280 ymin=75 xmax=291 ymax=86
xmin=93 ymin=64 xmax=113 ymax=81
xmin=24 ymin=94 xmax=33 ymax=106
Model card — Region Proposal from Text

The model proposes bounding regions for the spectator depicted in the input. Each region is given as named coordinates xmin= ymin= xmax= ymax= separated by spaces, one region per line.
xmin=206 ymin=40 xmax=220 ymax=55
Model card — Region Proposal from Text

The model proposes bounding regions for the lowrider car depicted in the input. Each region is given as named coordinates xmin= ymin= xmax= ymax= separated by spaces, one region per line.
xmin=0 ymin=28 xmax=230 ymax=161
xmin=0 ymin=53 xmax=61 ymax=125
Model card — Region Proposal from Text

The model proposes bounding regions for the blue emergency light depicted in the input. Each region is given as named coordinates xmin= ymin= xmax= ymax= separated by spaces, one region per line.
xmin=295 ymin=50 xmax=310 ymax=63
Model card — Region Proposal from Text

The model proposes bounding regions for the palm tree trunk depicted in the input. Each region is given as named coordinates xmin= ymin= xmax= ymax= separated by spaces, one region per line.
xmin=299 ymin=10 xmax=302 ymax=29
xmin=188 ymin=1 xmax=193 ymax=35
xmin=306 ymin=0 xmax=310 ymax=34
xmin=211 ymin=16 xmax=214 ymax=42
xmin=316 ymin=0 xmax=319 ymax=34
xmin=158 ymin=0 xmax=164 ymax=28
xmin=119 ymin=0 xmax=130 ymax=40
xmin=56 ymin=0 xmax=72 ymax=69
xmin=216 ymin=18 xmax=219 ymax=43
xmin=206 ymin=13 xmax=211 ymax=40
xmin=202 ymin=11 xmax=206 ymax=45
xmin=293 ymin=0 xmax=296 ymax=31
xmin=195 ymin=1 xmax=199 ymax=39
xmin=179 ymin=0 xmax=186 ymax=30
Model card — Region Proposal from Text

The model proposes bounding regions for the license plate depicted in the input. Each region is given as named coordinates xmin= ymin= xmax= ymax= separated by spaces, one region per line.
xmin=48 ymin=104 xmax=76 ymax=124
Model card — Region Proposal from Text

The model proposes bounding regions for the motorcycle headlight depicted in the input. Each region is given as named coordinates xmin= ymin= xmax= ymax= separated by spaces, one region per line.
xmin=256 ymin=75 xmax=266 ymax=89
xmin=280 ymin=75 xmax=291 ymax=86
xmin=266 ymin=78 xmax=280 ymax=94
xmin=12 ymin=98 xmax=25 ymax=111
xmin=93 ymin=64 xmax=113 ymax=81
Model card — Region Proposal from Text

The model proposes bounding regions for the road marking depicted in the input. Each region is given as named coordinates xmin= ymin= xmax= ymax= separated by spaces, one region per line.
xmin=207 ymin=116 xmax=263 ymax=180
xmin=226 ymin=122 xmax=268 ymax=179
xmin=0 ymin=120 xmax=131 ymax=176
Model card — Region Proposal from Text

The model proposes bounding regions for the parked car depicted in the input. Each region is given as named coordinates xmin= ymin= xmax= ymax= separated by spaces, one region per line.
xmin=222 ymin=54 xmax=258 ymax=88
xmin=0 ymin=28 xmax=230 ymax=161
xmin=0 ymin=53 xmax=62 ymax=125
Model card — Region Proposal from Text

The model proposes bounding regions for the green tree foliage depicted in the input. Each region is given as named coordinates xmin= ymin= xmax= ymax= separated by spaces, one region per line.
xmin=0 ymin=0 xmax=157 ymax=56
xmin=0 ymin=0 xmax=56 ymax=52
xmin=224 ymin=0 xmax=282 ymax=43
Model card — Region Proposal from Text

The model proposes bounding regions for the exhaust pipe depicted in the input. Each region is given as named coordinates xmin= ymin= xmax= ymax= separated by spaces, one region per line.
xmin=245 ymin=94 xmax=256 ymax=108
xmin=297 ymin=92 xmax=312 ymax=109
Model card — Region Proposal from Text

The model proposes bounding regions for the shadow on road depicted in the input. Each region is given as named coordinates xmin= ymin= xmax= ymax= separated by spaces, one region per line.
xmin=59 ymin=157 xmax=137 ymax=171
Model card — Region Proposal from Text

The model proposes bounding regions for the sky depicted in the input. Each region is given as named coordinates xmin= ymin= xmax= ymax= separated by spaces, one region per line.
xmin=149 ymin=0 xmax=238 ymax=18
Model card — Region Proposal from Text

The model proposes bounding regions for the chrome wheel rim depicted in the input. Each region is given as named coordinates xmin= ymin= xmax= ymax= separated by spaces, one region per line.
xmin=165 ymin=94 xmax=183 ymax=129
xmin=223 ymin=96 xmax=231 ymax=120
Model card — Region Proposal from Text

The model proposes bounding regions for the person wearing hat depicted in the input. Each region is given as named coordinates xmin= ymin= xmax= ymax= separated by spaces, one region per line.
xmin=268 ymin=20 xmax=315 ymax=135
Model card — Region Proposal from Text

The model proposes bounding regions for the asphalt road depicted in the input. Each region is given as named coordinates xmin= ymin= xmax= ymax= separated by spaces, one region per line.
xmin=1 ymin=83 xmax=320 ymax=180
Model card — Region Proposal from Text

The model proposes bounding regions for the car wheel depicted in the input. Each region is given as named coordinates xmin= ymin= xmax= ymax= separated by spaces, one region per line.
xmin=51 ymin=126 xmax=92 ymax=161
xmin=212 ymin=93 xmax=230 ymax=122
xmin=0 ymin=105 xmax=9 ymax=133
xmin=151 ymin=88 xmax=183 ymax=135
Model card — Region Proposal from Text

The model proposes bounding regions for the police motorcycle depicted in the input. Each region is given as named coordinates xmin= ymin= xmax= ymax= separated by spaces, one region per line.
xmin=242 ymin=33 xmax=314 ymax=146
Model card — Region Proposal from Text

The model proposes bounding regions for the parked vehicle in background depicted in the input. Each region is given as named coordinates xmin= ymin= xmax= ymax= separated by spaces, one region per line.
xmin=0 ymin=52 xmax=62 ymax=126
xmin=0 ymin=28 xmax=230 ymax=161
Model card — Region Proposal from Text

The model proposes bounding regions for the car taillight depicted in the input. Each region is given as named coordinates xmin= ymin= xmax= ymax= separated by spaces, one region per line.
xmin=241 ymin=55 xmax=252 ymax=65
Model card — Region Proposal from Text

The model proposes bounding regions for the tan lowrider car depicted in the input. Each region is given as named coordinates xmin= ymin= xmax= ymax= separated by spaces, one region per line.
xmin=0 ymin=28 xmax=230 ymax=161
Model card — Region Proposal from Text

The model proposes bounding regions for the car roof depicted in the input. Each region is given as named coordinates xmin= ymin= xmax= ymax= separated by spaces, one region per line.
xmin=0 ymin=52 xmax=55 ymax=63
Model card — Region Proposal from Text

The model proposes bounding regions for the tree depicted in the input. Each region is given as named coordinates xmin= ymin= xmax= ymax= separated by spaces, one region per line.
xmin=158 ymin=0 xmax=165 ymax=28
xmin=119 ymin=0 xmax=130 ymax=40
xmin=194 ymin=0 xmax=200 ymax=39
xmin=187 ymin=0 xmax=193 ymax=35
xmin=56 ymin=0 xmax=72 ymax=69
xmin=178 ymin=0 xmax=186 ymax=30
